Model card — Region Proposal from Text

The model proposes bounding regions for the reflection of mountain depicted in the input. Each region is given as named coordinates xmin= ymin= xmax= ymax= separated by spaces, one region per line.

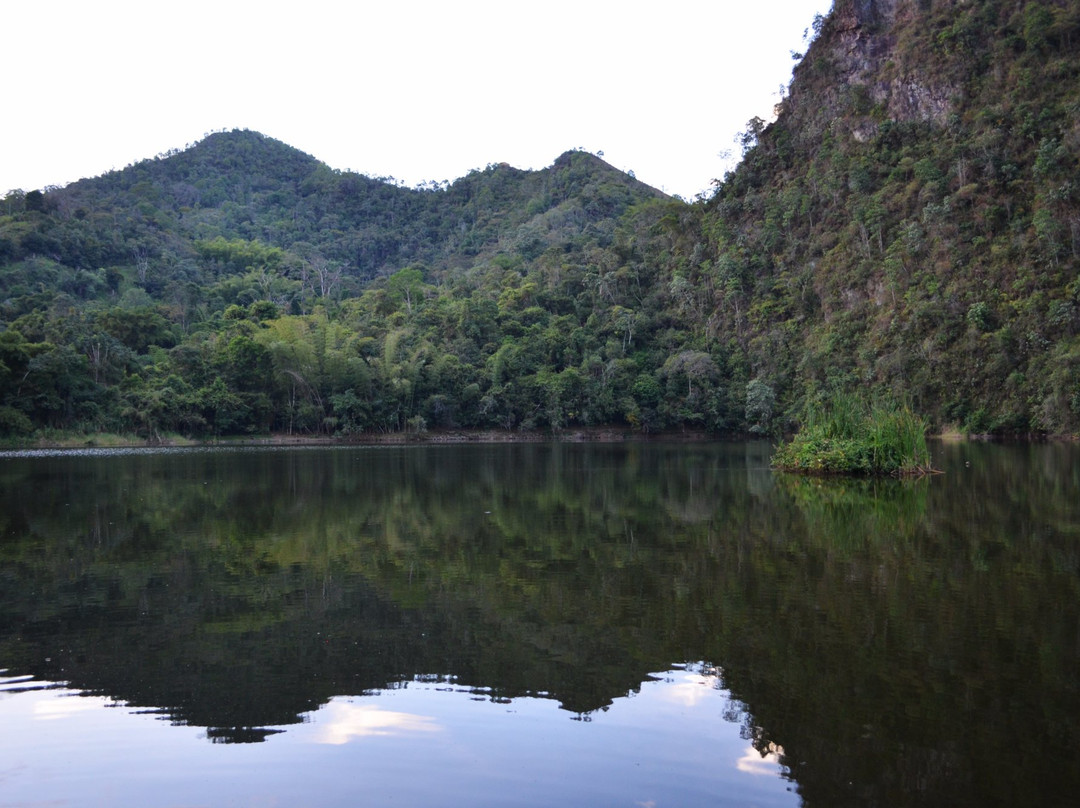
xmin=1 ymin=443 xmax=1078 ymax=805
xmin=0 ymin=443 xmax=775 ymax=735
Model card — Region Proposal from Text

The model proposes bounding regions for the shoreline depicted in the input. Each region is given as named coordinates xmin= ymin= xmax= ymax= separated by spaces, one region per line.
xmin=8 ymin=427 xmax=720 ymax=451
xmin=6 ymin=427 xmax=1076 ymax=453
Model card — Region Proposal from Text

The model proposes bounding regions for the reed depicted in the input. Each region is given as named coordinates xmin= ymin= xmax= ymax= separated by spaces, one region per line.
xmin=772 ymin=394 xmax=934 ymax=476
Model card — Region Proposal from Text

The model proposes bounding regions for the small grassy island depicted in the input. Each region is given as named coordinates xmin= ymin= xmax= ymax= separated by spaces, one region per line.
xmin=772 ymin=395 xmax=935 ymax=477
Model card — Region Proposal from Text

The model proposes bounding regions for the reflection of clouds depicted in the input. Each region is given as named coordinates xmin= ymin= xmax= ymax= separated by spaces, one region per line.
xmin=33 ymin=693 xmax=106 ymax=720
xmin=658 ymin=671 xmax=722 ymax=708
xmin=736 ymin=742 xmax=786 ymax=776
xmin=313 ymin=700 xmax=441 ymax=745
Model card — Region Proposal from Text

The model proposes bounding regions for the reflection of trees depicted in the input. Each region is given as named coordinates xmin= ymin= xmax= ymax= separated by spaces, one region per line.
xmin=0 ymin=442 xmax=1078 ymax=805
xmin=729 ymin=441 xmax=1080 ymax=807
xmin=0 ymin=445 xmax=772 ymax=727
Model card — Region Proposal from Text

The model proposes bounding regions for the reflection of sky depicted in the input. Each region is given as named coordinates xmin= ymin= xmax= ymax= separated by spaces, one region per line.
xmin=0 ymin=667 xmax=797 ymax=808
xmin=738 ymin=742 xmax=787 ymax=776
xmin=33 ymin=691 xmax=112 ymax=720
xmin=313 ymin=700 xmax=441 ymax=744
xmin=649 ymin=668 xmax=788 ymax=779
xmin=655 ymin=667 xmax=722 ymax=707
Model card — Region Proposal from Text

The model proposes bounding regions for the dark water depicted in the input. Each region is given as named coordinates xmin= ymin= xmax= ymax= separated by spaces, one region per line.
xmin=0 ymin=441 xmax=1077 ymax=807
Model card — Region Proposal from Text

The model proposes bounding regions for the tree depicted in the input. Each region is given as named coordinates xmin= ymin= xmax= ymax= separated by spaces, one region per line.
xmin=745 ymin=378 xmax=776 ymax=435
xmin=24 ymin=190 xmax=46 ymax=213
xmin=385 ymin=266 xmax=428 ymax=315
xmin=196 ymin=377 xmax=249 ymax=436
xmin=301 ymin=255 xmax=345 ymax=301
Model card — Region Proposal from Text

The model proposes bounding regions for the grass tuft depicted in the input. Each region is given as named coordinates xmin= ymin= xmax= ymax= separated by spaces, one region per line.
xmin=772 ymin=394 xmax=935 ymax=476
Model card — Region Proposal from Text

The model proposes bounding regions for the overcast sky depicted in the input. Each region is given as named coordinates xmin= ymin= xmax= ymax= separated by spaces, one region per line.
xmin=4 ymin=1 xmax=832 ymax=200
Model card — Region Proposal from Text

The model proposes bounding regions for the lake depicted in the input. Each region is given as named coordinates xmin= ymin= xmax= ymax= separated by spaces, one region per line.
xmin=0 ymin=440 xmax=1077 ymax=807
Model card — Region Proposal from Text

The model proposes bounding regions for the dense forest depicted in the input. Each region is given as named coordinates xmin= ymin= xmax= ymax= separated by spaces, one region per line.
xmin=1 ymin=0 xmax=1078 ymax=442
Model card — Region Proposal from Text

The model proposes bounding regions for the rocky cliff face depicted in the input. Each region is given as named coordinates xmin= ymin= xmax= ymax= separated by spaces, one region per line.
xmin=789 ymin=0 xmax=959 ymax=142
xmin=712 ymin=0 xmax=1080 ymax=434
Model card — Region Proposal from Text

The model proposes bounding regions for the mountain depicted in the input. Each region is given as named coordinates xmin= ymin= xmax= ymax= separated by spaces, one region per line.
xmin=9 ymin=129 xmax=665 ymax=287
xmin=704 ymin=0 xmax=1080 ymax=434
xmin=1 ymin=0 xmax=1078 ymax=441
xmin=0 ymin=132 xmax=680 ymax=438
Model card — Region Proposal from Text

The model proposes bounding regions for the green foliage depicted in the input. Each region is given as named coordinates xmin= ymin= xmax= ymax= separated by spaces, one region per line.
xmin=703 ymin=0 xmax=1080 ymax=437
xmin=195 ymin=236 xmax=284 ymax=274
xmin=745 ymin=378 xmax=776 ymax=435
xmin=3 ymin=2 xmax=1080 ymax=441
xmin=0 ymin=131 xmax=682 ymax=439
xmin=772 ymin=393 xmax=932 ymax=475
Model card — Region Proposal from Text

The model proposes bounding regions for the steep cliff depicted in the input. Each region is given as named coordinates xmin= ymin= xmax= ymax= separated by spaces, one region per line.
xmin=708 ymin=0 xmax=1080 ymax=433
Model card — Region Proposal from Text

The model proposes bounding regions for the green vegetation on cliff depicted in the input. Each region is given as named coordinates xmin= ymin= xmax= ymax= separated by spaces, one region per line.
xmin=706 ymin=0 xmax=1080 ymax=435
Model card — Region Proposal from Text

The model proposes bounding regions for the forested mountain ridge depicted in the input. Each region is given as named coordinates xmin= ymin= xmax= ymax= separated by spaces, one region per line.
xmin=0 ymin=132 xmax=683 ymax=438
xmin=2 ymin=0 xmax=1079 ymax=441
xmin=11 ymin=130 xmax=664 ymax=289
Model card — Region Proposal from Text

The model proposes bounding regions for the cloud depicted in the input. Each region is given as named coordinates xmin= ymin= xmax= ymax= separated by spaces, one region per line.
xmin=33 ymin=693 xmax=108 ymax=721
xmin=657 ymin=670 xmax=722 ymax=708
xmin=736 ymin=742 xmax=786 ymax=776
xmin=311 ymin=700 xmax=441 ymax=745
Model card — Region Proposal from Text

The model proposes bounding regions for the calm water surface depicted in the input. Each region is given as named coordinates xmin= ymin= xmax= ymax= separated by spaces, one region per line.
xmin=0 ymin=441 xmax=1077 ymax=807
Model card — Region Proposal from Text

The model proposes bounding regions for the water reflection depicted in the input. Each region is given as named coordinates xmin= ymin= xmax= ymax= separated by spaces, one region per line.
xmin=0 ymin=441 xmax=1078 ymax=806
xmin=1 ymin=666 xmax=796 ymax=808
xmin=313 ymin=700 xmax=442 ymax=744
xmin=738 ymin=742 xmax=787 ymax=777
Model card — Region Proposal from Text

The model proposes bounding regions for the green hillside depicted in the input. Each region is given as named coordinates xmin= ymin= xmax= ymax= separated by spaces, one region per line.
xmin=707 ymin=0 xmax=1080 ymax=434
xmin=1 ymin=0 xmax=1078 ymax=441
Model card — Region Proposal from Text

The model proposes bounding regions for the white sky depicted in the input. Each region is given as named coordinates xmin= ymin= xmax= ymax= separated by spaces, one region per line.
xmin=3 ymin=0 xmax=832 ymax=200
